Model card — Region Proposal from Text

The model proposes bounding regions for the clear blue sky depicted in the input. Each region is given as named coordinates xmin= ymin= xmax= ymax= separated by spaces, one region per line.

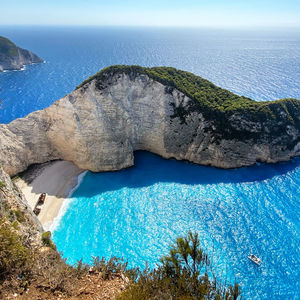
xmin=0 ymin=0 xmax=300 ymax=28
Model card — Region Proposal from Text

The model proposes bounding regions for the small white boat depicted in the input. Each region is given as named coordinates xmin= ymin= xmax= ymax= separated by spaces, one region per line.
xmin=248 ymin=254 xmax=262 ymax=266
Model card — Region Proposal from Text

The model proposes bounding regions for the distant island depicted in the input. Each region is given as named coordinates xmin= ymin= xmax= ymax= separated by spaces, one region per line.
xmin=0 ymin=36 xmax=43 ymax=72
xmin=0 ymin=65 xmax=299 ymax=176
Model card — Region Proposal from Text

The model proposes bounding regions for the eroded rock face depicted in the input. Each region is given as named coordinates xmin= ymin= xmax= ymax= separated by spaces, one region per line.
xmin=0 ymin=166 xmax=43 ymax=243
xmin=0 ymin=47 xmax=43 ymax=72
xmin=0 ymin=73 xmax=299 ymax=176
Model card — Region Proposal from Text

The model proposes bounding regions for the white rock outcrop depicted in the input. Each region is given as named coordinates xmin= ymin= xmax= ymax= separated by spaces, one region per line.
xmin=0 ymin=72 xmax=299 ymax=176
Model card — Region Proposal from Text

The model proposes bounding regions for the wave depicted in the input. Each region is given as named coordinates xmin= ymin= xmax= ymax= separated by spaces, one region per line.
xmin=49 ymin=171 xmax=88 ymax=233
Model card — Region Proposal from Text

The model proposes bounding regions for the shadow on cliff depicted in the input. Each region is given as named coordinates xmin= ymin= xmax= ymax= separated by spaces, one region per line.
xmin=73 ymin=151 xmax=300 ymax=198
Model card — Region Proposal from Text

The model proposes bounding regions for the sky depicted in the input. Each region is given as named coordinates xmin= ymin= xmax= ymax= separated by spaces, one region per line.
xmin=0 ymin=0 xmax=300 ymax=28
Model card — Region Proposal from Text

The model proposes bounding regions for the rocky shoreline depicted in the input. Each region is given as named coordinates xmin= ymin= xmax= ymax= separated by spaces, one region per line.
xmin=0 ymin=36 xmax=43 ymax=72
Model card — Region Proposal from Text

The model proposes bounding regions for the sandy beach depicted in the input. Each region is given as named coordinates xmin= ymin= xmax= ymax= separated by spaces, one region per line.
xmin=15 ymin=160 xmax=85 ymax=231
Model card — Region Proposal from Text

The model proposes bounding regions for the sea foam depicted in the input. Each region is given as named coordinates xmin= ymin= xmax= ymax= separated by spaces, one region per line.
xmin=49 ymin=171 xmax=87 ymax=232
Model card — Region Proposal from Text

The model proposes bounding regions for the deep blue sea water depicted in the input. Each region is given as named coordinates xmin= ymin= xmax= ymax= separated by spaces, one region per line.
xmin=0 ymin=27 xmax=299 ymax=299
xmin=0 ymin=26 xmax=300 ymax=123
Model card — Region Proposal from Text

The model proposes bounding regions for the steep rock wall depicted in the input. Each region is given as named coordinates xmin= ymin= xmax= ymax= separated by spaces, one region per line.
xmin=0 ymin=47 xmax=43 ymax=71
xmin=0 ymin=72 xmax=299 ymax=176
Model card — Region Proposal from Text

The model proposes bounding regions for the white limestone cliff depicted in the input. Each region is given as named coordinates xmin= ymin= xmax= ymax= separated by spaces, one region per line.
xmin=0 ymin=72 xmax=299 ymax=176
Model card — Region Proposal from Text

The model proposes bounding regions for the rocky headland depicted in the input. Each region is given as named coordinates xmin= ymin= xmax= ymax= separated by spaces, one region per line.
xmin=0 ymin=36 xmax=43 ymax=72
xmin=0 ymin=65 xmax=299 ymax=176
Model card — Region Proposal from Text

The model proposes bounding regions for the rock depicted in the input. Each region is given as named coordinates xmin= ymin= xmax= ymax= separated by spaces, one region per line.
xmin=0 ymin=36 xmax=43 ymax=72
xmin=0 ymin=165 xmax=43 ymax=243
xmin=0 ymin=66 xmax=299 ymax=176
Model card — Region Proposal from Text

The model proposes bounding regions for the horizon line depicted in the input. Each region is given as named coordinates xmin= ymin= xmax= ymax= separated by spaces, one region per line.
xmin=1 ymin=24 xmax=300 ymax=30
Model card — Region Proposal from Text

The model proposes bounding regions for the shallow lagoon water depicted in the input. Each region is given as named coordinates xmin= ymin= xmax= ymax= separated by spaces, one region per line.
xmin=52 ymin=151 xmax=300 ymax=299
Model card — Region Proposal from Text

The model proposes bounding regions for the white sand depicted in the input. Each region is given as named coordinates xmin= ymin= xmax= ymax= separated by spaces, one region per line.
xmin=15 ymin=161 xmax=84 ymax=230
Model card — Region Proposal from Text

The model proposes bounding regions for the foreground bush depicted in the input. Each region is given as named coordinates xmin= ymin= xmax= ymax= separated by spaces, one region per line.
xmin=0 ymin=215 xmax=241 ymax=299
xmin=0 ymin=218 xmax=32 ymax=282
xmin=119 ymin=232 xmax=241 ymax=300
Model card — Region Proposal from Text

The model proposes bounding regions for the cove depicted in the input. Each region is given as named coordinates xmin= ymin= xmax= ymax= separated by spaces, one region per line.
xmin=52 ymin=151 xmax=300 ymax=299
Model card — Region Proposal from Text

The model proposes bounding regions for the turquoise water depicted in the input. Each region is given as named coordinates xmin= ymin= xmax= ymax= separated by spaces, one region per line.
xmin=1 ymin=27 xmax=299 ymax=298
xmin=53 ymin=151 xmax=300 ymax=299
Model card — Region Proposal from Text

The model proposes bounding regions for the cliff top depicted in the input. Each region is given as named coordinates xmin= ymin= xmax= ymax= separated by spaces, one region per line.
xmin=0 ymin=36 xmax=18 ymax=57
xmin=77 ymin=65 xmax=300 ymax=126
xmin=0 ymin=36 xmax=43 ymax=72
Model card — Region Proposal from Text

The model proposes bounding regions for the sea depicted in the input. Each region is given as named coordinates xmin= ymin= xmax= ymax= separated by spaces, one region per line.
xmin=0 ymin=26 xmax=299 ymax=299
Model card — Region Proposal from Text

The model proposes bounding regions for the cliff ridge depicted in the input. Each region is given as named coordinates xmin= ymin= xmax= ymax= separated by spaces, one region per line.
xmin=0 ymin=65 xmax=299 ymax=176
xmin=0 ymin=36 xmax=43 ymax=72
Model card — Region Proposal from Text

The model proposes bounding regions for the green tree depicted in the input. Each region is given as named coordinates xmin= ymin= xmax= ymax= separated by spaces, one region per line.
xmin=119 ymin=231 xmax=242 ymax=300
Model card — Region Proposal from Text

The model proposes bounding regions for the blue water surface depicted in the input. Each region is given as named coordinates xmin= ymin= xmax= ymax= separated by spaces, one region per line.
xmin=53 ymin=152 xmax=300 ymax=299
xmin=0 ymin=26 xmax=300 ymax=123
xmin=0 ymin=26 xmax=299 ymax=299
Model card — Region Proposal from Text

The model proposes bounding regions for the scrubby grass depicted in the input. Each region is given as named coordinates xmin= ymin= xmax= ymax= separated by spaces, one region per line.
xmin=0 ymin=218 xmax=32 ymax=282
xmin=14 ymin=210 xmax=25 ymax=223
xmin=41 ymin=231 xmax=57 ymax=250
xmin=0 ymin=218 xmax=129 ymax=297
xmin=12 ymin=221 xmax=18 ymax=230
xmin=0 ymin=36 xmax=18 ymax=57
xmin=77 ymin=65 xmax=300 ymax=123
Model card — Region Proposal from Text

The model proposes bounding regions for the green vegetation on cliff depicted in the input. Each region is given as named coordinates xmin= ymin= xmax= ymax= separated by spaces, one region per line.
xmin=0 ymin=36 xmax=18 ymax=57
xmin=77 ymin=65 xmax=300 ymax=146
xmin=0 ymin=36 xmax=43 ymax=71
xmin=77 ymin=65 xmax=300 ymax=123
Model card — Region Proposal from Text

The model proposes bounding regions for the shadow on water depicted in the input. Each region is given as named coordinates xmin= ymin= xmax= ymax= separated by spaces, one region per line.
xmin=73 ymin=151 xmax=300 ymax=198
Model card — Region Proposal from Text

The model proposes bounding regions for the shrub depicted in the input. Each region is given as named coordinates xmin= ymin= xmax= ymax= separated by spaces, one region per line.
xmin=8 ymin=210 xmax=15 ymax=222
xmin=118 ymin=232 xmax=241 ymax=300
xmin=92 ymin=256 xmax=128 ymax=280
xmin=0 ymin=219 xmax=32 ymax=282
xmin=32 ymin=249 xmax=77 ymax=294
xmin=14 ymin=210 xmax=25 ymax=223
xmin=74 ymin=258 xmax=89 ymax=278
xmin=41 ymin=231 xmax=56 ymax=250
xmin=12 ymin=221 xmax=18 ymax=230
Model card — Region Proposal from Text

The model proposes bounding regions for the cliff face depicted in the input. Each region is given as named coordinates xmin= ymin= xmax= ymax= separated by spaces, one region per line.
xmin=0 ymin=67 xmax=299 ymax=176
xmin=0 ymin=165 xmax=128 ymax=299
xmin=0 ymin=166 xmax=43 ymax=242
xmin=0 ymin=36 xmax=43 ymax=72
